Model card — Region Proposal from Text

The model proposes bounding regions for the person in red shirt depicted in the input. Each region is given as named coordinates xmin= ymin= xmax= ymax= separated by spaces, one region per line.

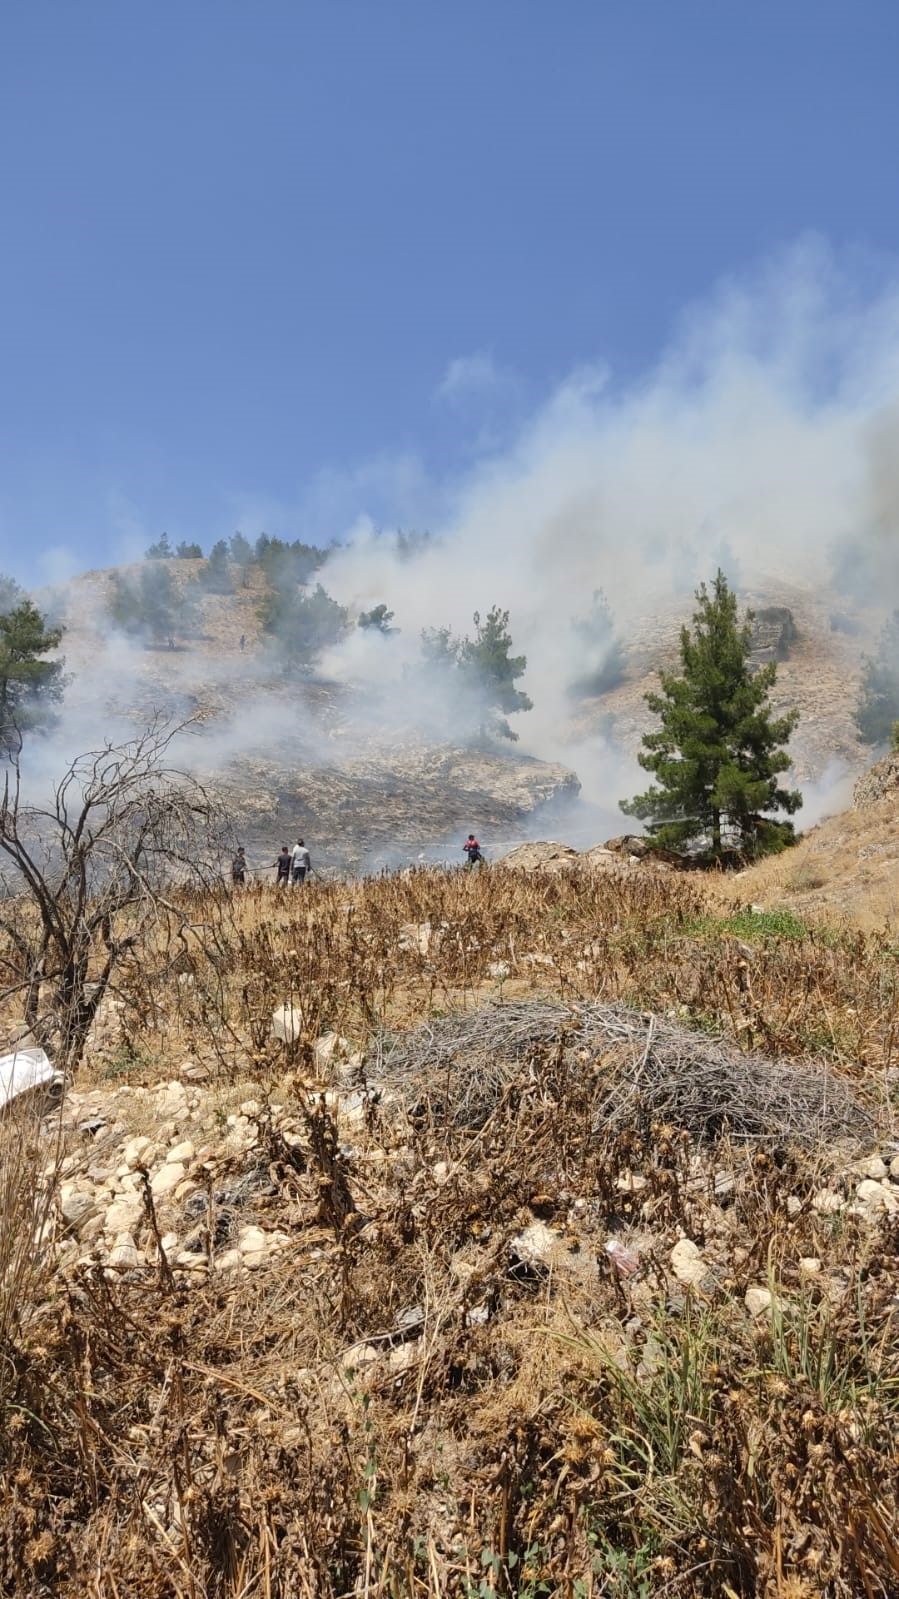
xmin=463 ymin=834 xmax=484 ymax=868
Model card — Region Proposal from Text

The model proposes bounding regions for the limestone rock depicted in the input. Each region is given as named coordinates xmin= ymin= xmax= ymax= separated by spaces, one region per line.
xmin=855 ymin=1179 xmax=899 ymax=1214
xmin=854 ymin=1155 xmax=888 ymax=1181
xmin=670 ymin=1237 xmax=708 ymax=1288
xmin=151 ymin=1162 xmax=186 ymax=1199
xmin=272 ymin=1005 xmax=302 ymax=1044
xmin=104 ymin=1198 xmax=142 ymax=1236
xmin=167 ymin=1139 xmax=196 ymax=1166
xmin=501 ymin=841 xmax=579 ymax=873
xmin=108 ymin=1233 xmax=141 ymax=1271
xmin=745 ymin=1286 xmax=774 ymax=1318
xmin=811 ymin=1188 xmax=843 ymax=1215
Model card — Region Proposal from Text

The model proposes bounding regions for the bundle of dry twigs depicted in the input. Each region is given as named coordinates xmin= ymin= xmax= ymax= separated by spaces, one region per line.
xmin=372 ymin=999 xmax=873 ymax=1146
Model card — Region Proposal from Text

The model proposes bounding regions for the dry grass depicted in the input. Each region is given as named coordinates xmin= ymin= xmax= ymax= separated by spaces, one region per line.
xmin=713 ymin=789 xmax=899 ymax=931
xmin=3 ymin=862 xmax=899 ymax=1595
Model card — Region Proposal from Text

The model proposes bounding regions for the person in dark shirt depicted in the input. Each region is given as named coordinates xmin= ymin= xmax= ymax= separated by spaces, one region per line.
xmin=272 ymin=845 xmax=291 ymax=885
xmin=231 ymin=846 xmax=247 ymax=885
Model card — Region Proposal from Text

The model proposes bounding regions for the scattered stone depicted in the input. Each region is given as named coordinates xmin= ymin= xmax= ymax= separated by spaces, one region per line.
xmin=104 ymin=1198 xmax=142 ymax=1236
xmin=511 ymin=1220 xmax=566 ymax=1271
xmin=272 ymin=1005 xmax=302 ymax=1043
xmin=60 ymin=1187 xmax=98 ymax=1234
xmin=108 ymin=1233 xmax=141 ymax=1271
xmin=616 ymin=1172 xmax=648 ymax=1193
xmin=811 ymin=1188 xmax=843 ymax=1215
xmin=798 ymin=1257 xmax=821 ymax=1276
xmin=123 ymin=1135 xmax=155 ymax=1170
xmin=150 ymin=1162 xmax=186 ymax=1199
xmin=745 ymin=1286 xmax=774 ymax=1318
xmin=856 ymin=1179 xmax=899 ymax=1214
xmin=167 ymin=1139 xmax=195 ymax=1166
xmin=855 ymin=1155 xmax=889 ymax=1182
xmin=670 ymin=1238 xmax=709 ymax=1288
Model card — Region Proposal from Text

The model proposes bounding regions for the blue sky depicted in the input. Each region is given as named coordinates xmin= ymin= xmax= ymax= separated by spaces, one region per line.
xmin=1 ymin=2 xmax=898 ymax=584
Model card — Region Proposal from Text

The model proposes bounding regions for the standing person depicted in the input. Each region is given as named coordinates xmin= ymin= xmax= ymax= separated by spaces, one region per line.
xmin=291 ymin=838 xmax=311 ymax=884
xmin=463 ymin=834 xmax=484 ymax=868
xmin=231 ymin=846 xmax=248 ymax=886
xmin=272 ymin=845 xmax=291 ymax=886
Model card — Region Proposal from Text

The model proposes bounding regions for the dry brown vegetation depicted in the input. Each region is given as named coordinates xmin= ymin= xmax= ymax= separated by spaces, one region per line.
xmin=3 ymin=864 xmax=899 ymax=1596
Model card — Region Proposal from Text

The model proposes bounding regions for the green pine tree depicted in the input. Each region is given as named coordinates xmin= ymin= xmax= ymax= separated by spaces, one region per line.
xmin=461 ymin=607 xmax=532 ymax=741
xmin=0 ymin=580 xmax=66 ymax=754
xmin=200 ymin=539 xmax=233 ymax=594
xmin=108 ymin=565 xmax=194 ymax=647
xmin=175 ymin=540 xmax=204 ymax=559
xmin=144 ymin=532 xmax=173 ymax=559
xmin=262 ymin=583 xmax=348 ymax=668
xmin=855 ymin=611 xmax=899 ymax=746
xmin=620 ymin=570 xmax=801 ymax=860
xmin=358 ymin=604 xmax=396 ymax=634
xmin=569 ymin=589 xmax=626 ymax=697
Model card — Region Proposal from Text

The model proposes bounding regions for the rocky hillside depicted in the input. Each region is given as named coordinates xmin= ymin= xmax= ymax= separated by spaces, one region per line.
xmin=580 ymin=575 xmax=876 ymax=788
xmin=33 ymin=558 xmax=885 ymax=869
xmin=42 ymin=563 xmax=579 ymax=869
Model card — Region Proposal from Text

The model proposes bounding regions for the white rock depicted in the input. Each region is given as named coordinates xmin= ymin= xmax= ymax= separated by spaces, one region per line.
xmin=108 ymin=1233 xmax=141 ymax=1270
xmin=167 ymin=1139 xmax=195 ymax=1166
xmin=214 ymin=1248 xmax=242 ymax=1273
xmin=150 ymin=1162 xmax=186 ymax=1199
xmin=60 ymin=1188 xmax=98 ymax=1233
xmin=238 ymin=1225 xmax=268 ymax=1255
xmin=432 ymin=1160 xmax=451 ymax=1186
xmin=242 ymin=1249 xmax=268 ymax=1271
xmin=855 ymin=1155 xmax=889 ymax=1182
xmin=104 ymin=1199 xmax=142 ymax=1236
xmin=616 ymin=1172 xmax=648 ymax=1193
xmin=670 ymin=1238 xmax=708 ymax=1288
xmin=798 ymin=1257 xmax=821 ymax=1276
xmin=123 ymin=1135 xmax=154 ymax=1170
xmin=272 ymin=1004 xmax=302 ymax=1043
xmin=511 ymin=1221 xmax=564 ymax=1270
xmin=856 ymin=1179 xmax=899 ymax=1213
xmin=745 ymin=1286 xmax=774 ymax=1318
xmin=160 ymin=1231 xmax=180 ymax=1254
xmin=811 ymin=1188 xmax=843 ymax=1215
xmin=313 ymin=1033 xmax=349 ymax=1072
xmin=786 ymin=1196 xmax=802 ymax=1216
xmin=488 ymin=962 xmax=511 ymax=982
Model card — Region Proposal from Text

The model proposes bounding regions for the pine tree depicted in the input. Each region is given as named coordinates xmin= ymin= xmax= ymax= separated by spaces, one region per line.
xmin=200 ymin=539 xmax=233 ymax=594
xmin=569 ymin=589 xmax=625 ymax=697
xmin=461 ymin=607 xmax=532 ymax=741
xmin=855 ymin=611 xmax=899 ymax=746
xmin=358 ymin=604 xmax=396 ymax=634
xmin=144 ymin=532 xmax=173 ymax=559
xmin=262 ymin=583 xmax=348 ymax=668
xmin=175 ymin=540 xmax=204 ymax=559
xmin=0 ymin=580 xmax=66 ymax=754
xmin=620 ymin=570 xmax=801 ymax=859
xmin=108 ymin=565 xmax=194 ymax=647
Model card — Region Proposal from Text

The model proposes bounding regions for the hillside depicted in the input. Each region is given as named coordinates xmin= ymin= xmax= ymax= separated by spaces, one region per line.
xmin=36 ymin=556 xmax=885 ymax=874
xmin=41 ymin=563 xmax=580 ymax=869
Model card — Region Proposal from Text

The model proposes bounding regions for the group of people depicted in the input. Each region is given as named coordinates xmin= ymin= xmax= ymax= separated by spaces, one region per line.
xmin=230 ymin=838 xmax=311 ymax=886
xmin=230 ymin=833 xmax=485 ymax=885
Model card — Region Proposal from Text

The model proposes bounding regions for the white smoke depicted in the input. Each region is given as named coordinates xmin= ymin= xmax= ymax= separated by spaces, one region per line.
xmin=10 ymin=239 xmax=899 ymax=844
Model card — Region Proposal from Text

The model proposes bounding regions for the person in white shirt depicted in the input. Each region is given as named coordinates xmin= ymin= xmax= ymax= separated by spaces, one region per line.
xmin=291 ymin=839 xmax=311 ymax=884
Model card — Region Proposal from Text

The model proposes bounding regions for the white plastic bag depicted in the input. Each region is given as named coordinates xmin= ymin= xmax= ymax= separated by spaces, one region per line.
xmin=0 ymin=1046 xmax=63 ymax=1110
